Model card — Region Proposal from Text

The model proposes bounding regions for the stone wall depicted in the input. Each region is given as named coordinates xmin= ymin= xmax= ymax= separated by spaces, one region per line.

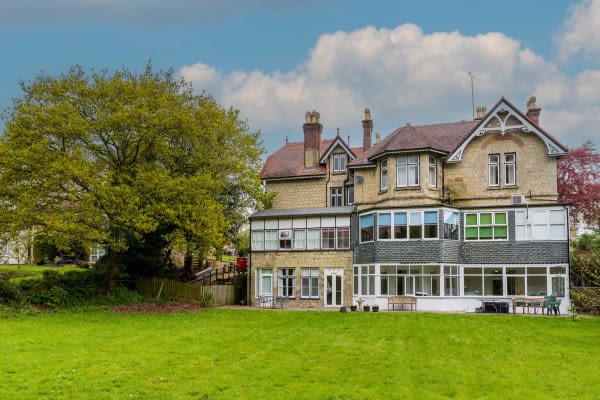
xmin=446 ymin=132 xmax=558 ymax=207
xmin=267 ymin=178 xmax=327 ymax=209
xmin=250 ymin=250 xmax=353 ymax=308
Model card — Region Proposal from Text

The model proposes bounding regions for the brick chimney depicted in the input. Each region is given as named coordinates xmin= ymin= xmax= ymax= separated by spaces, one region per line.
xmin=362 ymin=108 xmax=373 ymax=151
xmin=475 ymin=106 xmax=487 ymax=120
xmin=303 ymin=110 xmax=322 ymax=168
xmin=525 ymin=96 xmax=541 ymax=125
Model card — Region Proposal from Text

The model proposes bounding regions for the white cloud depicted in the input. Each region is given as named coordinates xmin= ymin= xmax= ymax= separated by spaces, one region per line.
xmin=180 ymin=23 xmax=600 ymax=152
xmin=556 ymin=0 xmax=600 ymax=62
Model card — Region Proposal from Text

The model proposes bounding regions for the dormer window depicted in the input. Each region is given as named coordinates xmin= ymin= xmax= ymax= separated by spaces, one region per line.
xmin=333 ymin=153 xmax=347 ymax=172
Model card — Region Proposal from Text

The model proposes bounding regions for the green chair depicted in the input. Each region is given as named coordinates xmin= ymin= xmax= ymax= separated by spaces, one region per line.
xmin=552 ymin=299 xmax=562 ymax=316
xmin=544 ymin=294 xmax=557 ymax=316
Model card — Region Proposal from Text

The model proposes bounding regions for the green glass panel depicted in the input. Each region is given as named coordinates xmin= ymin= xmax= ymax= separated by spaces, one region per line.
xmin=466 ymin=227 xmax=478 ymax=239
xmin=480 ymin=213 xmax=492 ymax=225
xmin=466 ymin=214 xmax=477 ymax=226
xmin=494 ymin=226 xmax=507 ymax=239
xmin=495 ymin=213 xmax=506 ymax=224
xmin=479 ymin=226 xmax=493 ymax=239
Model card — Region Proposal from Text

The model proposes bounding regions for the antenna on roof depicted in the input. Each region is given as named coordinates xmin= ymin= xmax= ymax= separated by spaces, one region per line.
xmin=348 ymin=135 xmax=351 ymax=145
xmin=468 ymin=72 xmax=475 ymax=120
xmin=285 ymin=136 xmax=288 ymax=144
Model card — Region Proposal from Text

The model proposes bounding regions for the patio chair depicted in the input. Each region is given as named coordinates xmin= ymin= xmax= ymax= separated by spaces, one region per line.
xmin=544 ymin=294 xmax=557 ymax=316
xmin=552 ymin=299 xmax=562 ymax=316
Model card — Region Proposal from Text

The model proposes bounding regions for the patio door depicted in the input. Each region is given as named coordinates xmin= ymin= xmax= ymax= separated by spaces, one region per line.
xmin=325 ymin=268 xmax=343 ymax=307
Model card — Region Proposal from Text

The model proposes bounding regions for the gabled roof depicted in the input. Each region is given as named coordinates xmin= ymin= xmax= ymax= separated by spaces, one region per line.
xmin=447 ymin=97 xmax=568 ymax=162
xmin=348 ymin=120 xmax=479 ymax=167
xmin=260 ymin=138 xmax=364 ymax=180
xmin=319 ymin=135 xmax=357 ymax=164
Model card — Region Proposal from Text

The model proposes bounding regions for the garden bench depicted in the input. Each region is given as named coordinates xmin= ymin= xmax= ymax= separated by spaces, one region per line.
xmin=388 ymin=295 xmax=417 ymax=311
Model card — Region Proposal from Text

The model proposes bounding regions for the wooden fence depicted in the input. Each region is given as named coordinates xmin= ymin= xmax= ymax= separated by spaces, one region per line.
xmin=138 ymin=277 xmax=235 ymax=305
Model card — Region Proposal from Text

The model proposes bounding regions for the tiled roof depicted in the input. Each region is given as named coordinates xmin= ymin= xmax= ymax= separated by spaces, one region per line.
xmin=260 ymin=138 xmax=364 ymax=180
xmin=349 ymin=120 xmax=479 ymax=166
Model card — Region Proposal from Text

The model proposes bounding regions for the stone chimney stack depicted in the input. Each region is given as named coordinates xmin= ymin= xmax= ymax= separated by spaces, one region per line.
xmin=362 ymin=108 xmax=373 ymax=151
xmin=375 ymin=132 xmax=381 ymax=144
xmin=303 ymin=110 xmax=322 ymax=168
xmin=525 ymin=96 xmax=541 ymax=125
xmin=475 ymin=106 xmax=487 ymax=120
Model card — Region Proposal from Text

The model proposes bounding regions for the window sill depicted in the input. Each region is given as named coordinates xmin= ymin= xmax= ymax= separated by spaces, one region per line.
xmin=378 ymin=189 xmax=389 ymax=194
xmin=332 ymin=171 xmax=347 ymax=175
xmin=394 ymin=186 xmax=422 ymax=191
xmin=487 ymin=185 xmax=519 ymax=190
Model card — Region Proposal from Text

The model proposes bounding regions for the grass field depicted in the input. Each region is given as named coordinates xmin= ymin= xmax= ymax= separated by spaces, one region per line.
xmin=0 ymin=264 xmax=83 ymax=283
xmin=1 ymin=308 xmax=599 ymax=400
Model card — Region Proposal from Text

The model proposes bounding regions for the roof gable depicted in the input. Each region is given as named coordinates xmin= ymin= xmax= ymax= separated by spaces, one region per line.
xmin=319 ymin=135 xmax=357 ymax=164
xmin=447 ymin=97 xmax=568 ymax=163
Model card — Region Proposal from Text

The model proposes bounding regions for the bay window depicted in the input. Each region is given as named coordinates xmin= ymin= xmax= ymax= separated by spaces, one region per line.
xmin=378 ymin=213 xmax=392 ymax=240
xmin=360 ymin=214 xmax=374 ymax=242
xmin=397 ymin=155 xmax=419 ymax=187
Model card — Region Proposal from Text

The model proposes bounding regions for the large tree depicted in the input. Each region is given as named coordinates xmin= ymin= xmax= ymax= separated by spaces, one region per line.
xmin=557 ymin=141 xmax=600 ymax=229
xmin=0 ymin=64 xmax=268 ymax=275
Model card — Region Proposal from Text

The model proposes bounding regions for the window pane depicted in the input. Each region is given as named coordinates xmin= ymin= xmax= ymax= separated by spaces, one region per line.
xmin=424 ymin=225 xmax=438 ymax=238
xmin=378 ymin=213 xmax=391 ymax=225
xmin=466 ymin=214 xmax=477 ymax=225
xmin=394 ymin=225 xmax=408 ymax=239
xmin=494 ymin=226 xmax=507 ymax=239
xmin=410 ymin=212 xmax=421 ymax=225
xmin=394 ymin=213 xmax=407 ymax=225
xmin=479 ymin=226 xmax=493 ymax=239
xmin=424 ymin=211 xmax=437 ymax=224
xmin=480 ymin=213 xmax=492 ymax=225
xmin=494 ymin=213 xmax=506 ymax=224
xmin=465 ymin=227 xmax=478 ymax=239
xmin=409 ymin=225 xmax=422 ymax=239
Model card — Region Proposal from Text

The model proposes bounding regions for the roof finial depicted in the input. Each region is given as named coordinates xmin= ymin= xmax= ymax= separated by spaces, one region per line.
xmin=336 ymin=127 xmax=340 ymax=137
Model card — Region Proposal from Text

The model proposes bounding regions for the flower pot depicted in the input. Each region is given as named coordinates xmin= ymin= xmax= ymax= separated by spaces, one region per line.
xmin=340 ymin=306 xmax=348 ymax=313
xmin=363 ymin=305 xmax=371 ymax=312
xmin=350 ymin=305 xmax=358 ymax=312
xmin=372 ymin=305 xmax=380 ymax=312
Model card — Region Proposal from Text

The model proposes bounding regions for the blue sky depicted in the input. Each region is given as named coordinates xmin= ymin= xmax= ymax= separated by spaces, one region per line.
xmin=2 ymin=0 xmax=600 ymax=154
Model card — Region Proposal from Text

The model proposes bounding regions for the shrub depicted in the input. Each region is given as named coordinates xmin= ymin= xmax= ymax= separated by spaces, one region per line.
xmin=0 ymin=277 xmax=23 ymax=304
xmin=200 ymin=292 xmax=214 ymax=307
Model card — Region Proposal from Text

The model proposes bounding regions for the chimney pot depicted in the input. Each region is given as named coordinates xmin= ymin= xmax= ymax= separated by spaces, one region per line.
xmin=525 ymin=96 xmax=541 ymax=125
xmin=362 ymin=107 xmax=373 ymax=151
xmin=303 ymin=110 xmax=322 ymax=168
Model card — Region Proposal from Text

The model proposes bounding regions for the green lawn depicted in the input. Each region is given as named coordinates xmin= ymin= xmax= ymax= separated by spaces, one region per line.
xmin=0 ymin=309 xmax=598 ymax=400
xmin=0 ymin=264 xmax=83 ymax=283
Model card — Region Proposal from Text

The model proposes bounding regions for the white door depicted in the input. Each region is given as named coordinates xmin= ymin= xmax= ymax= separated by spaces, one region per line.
xmin=325 ymin=268 xmax=343 ymax=307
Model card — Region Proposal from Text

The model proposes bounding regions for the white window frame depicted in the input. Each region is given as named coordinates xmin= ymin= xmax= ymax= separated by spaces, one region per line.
xmin=380 ymin=159 xmax=388 ymax=190
xmin=464 ymin=212 xmax=508 ymax=241
xmin=277 ymin=268 xmax=296 ymax=298
xmin=504 ymin=153 xmax=516 ymax=186
xmin=396 ymin=155 xmax=420 ymax=187
xmin=278 ymin=230 xmax=292 ymax=250
xmin=301 ymin=268 xmax=320 ymax=299
xmin=330 ymin=187 xmax=343 ymax=207
xmin=321 ymin=227 xmax=336 ymax=249
xmin=264 ymin=230 xmax=278 ymax=250
xmin=428 ymin=156 xmax=437 ymax=188
xmin=346 ymin=186 xmax=354 ymax=205
xmin=516 ymin=209 xmax=567 ymax=241
xmin=488 ymin=154 xmax=500 ymax=187
xmin=306 ymin=228 xmax=321 ymax=249
xmin=256 ymin=269 xmax=273 ymax=297
xmin=333 ymin=153 xmax=347 ymax=172
xmin=336 ymin=227 xmax=350 ymax=249
xmin=360 ymin=213 xmax=374 ymax=243
xmin=251 ymin=231 xmax=264 ymax=250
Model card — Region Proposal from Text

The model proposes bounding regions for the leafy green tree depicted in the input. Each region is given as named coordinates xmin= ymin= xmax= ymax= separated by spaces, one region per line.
xmin=0 ymin=64 xmax=269 ymax=276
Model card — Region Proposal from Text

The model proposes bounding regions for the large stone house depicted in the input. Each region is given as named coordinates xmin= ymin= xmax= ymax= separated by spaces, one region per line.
xmin=249 ymin=97 xmax=570 ymax=312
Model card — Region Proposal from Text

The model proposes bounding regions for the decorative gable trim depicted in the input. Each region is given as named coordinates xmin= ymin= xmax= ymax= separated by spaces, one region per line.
xmin=319 ymin=137 xmax=356 ymax=164
xmin=447 ymin=98 xmax=567 ymax=163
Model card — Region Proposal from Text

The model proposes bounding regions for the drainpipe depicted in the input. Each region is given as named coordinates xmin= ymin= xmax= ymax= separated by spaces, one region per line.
xmin=248 ymin=229 xmax=252 ymax=306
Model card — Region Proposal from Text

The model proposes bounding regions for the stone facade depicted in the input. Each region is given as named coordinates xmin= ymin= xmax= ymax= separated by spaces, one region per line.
xmin=446 ymin=132 xmax=558 ymax=207
xmin=268 ymin=178 xmax=327 ymax=209
xmin=250 ymin=250 xmax=353 ymax=307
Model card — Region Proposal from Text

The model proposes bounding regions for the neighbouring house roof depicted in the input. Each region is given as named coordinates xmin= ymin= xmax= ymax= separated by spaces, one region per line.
xmin=260 ymin=138 xmax=364 ymax=180
xmin=250 ymin=206 xmax=355 ymax=219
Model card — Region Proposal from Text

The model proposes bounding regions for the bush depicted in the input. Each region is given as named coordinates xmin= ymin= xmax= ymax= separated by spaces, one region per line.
xmin=200 ymin=292 xmax=214 ymax=307
xmin=0 ymin=277 xmax=23 ymax=304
